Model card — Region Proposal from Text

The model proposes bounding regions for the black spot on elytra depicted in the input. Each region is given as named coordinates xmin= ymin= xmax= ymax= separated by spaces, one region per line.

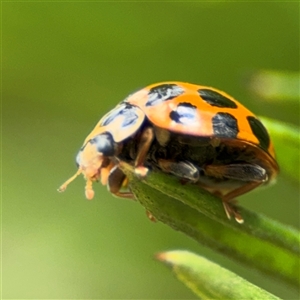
xmin=198 ymin=89 xmax=237 ymax=109
xmin=212 ymin=112 xmax=239 ymax=138
xmin=102 ymin=103 xmax=139 ymax=128
xmin=146 ymin=84 xmax=184 ymax=106
xmin=247 ymin=116 xmax=270 ymax=152
xmin=169 ymin=102 xmax=197 ymax=125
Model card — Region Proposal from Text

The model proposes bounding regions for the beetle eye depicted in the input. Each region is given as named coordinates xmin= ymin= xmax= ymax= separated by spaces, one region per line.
xmin=90 ymin=133 xmax=115 ymax=156
xmin=75 ymin=150 xmax=82 ymax=167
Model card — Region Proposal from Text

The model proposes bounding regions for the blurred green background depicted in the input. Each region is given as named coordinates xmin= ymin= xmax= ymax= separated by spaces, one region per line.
xmin=3 ymin=2 xmax=299 ymax=299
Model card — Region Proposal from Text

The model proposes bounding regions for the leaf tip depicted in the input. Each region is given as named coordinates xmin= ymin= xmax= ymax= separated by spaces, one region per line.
xmin=155 ymin=251 xmax=168 ymax=263
xmin=155 ymin=250 xmax=190 ymax=266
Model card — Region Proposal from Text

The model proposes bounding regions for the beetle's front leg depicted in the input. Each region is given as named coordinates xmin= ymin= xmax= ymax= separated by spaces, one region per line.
xmin=107 ymin=165 xmax=135 ymax=199
xmin=134 ymin=126 xmax=155 ymax=177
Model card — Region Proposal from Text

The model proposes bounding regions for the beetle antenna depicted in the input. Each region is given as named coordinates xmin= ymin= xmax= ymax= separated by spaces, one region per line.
xmin=57 ymin=168 xmax=82 ymax=193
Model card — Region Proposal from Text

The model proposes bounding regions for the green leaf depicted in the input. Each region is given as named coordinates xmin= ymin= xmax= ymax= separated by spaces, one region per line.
xmin=120 ymin=162 xmax=300 ymax=288
xmin=260 ymin=117 xmax=300 ymax=183
xmin=249 ymin=70 xmax=300 ymax=101
xmin=156 ymin=250 xmax=280 ymax=300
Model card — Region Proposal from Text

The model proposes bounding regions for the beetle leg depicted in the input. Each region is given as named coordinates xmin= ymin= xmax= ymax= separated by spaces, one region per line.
xmin=221 ymin=198 xmax=244 ymax=224
xmin=203 ymin=163 xmax=268 ymax=223
xmin=222 ymin=181 xmax=264 ymax=201
xmin=158 ymin=159 xmax=199 ymax=182
xmin=107 ymin=165 xmax=135 ymax=199
xmin=134 ymin=127 xmax=154 ymax=177
xmin=100 ymin=159 xmax=115 ymax=186
xmin=217 ymin=181 xmax=264 ymax=224
xmin=212 ymin=192 xmax=242 ymax=223
xmin=204 ymin=163 xmax=268 ymax=182
xmin=222 ymin=181 xmax=263 ymax=222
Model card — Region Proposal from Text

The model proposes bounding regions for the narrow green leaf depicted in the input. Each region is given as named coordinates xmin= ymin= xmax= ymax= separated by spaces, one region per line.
xmin=260 ymin=117 xmax=300 ymax=183
xmin=157 ymin=250 xmax=280 ymax=300
xmin=120 ymin=162 xmax=300 ymax=288
xmin=249 ymin=70 xmax=300 ymax=101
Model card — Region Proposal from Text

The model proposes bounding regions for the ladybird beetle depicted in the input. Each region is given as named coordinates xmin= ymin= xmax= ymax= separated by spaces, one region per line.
xmin=58 ymin=82 xmax=279 ymax=223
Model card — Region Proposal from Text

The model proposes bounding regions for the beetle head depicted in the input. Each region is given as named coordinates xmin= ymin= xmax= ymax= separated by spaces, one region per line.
xmin=58 ymin=133 xmax=116 ymax=199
